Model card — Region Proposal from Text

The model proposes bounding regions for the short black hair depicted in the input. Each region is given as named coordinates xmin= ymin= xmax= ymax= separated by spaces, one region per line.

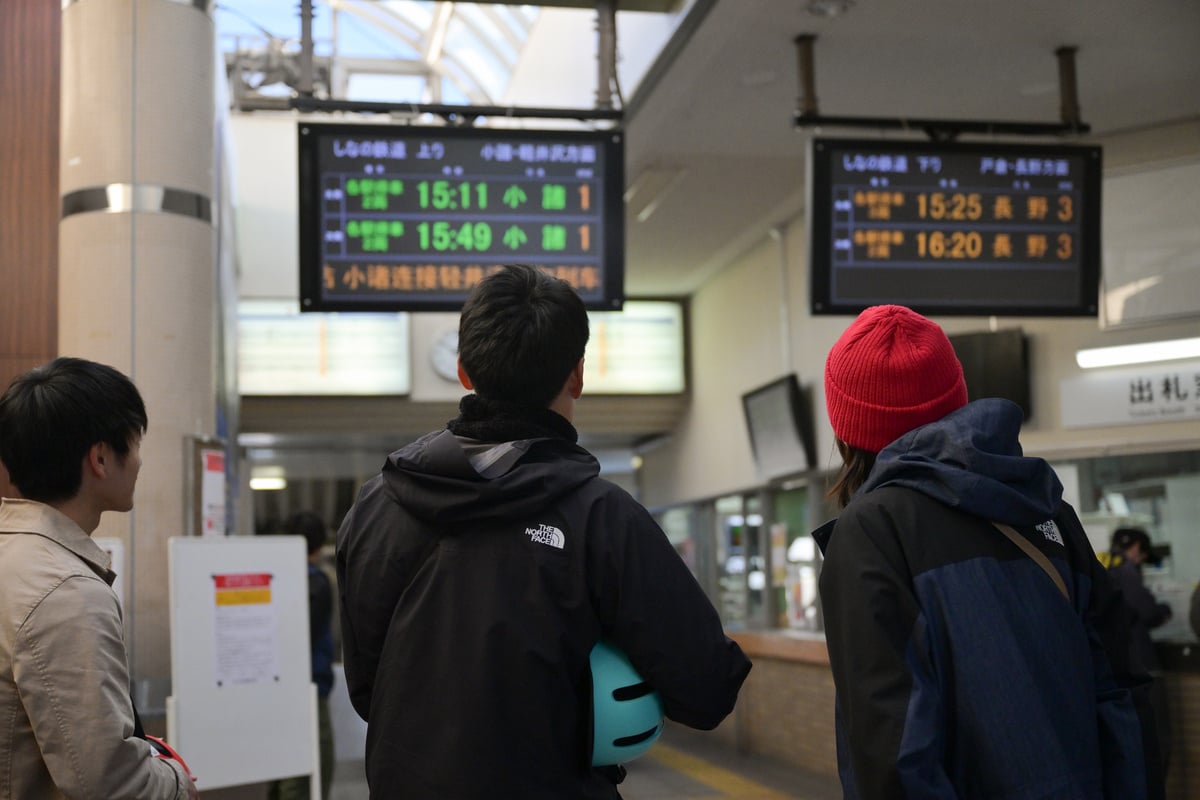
xmin=457 ymin=264 xmax=589 ymax=407
xmin=285 ymin=510 xmax=328 ymax=555
xmin=1112 ymin=527 xmax=1152 ymax=555
xmin=0 ymin=357 xmax=147 ymax=504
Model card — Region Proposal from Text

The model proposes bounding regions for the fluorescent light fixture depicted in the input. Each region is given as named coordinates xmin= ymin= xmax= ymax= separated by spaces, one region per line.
xmin=249 ymin=465 xmax=287 ymax=491
xmin=1075 ymin=337 xmax=1200 ymax=369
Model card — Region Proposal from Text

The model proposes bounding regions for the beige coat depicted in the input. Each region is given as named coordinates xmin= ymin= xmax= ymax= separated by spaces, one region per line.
xmin=0 ymin=499 xmax=190 ymax=799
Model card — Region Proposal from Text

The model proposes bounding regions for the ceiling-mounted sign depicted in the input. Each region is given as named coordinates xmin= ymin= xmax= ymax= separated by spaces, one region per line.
xmin=1059 ymin=359 xmax=1200 ymax=428
xmin=584 ymin=301 xmax=685 ymax=394
xmin=238 ymin=300 xmax=411 ymax=395
xmin=808 ymin=137 xmax=1102 ymax=317
xmin=297 ymin=123 xmax=625 ymax=312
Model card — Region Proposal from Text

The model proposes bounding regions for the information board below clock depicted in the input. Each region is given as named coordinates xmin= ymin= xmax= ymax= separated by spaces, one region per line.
xmin=298 ymin=123 xmax=625 ymax=312
xmin=808 ymin=137 xmax=1102 ymax=317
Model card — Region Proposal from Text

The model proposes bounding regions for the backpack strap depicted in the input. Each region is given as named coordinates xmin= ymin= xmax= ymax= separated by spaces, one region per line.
xmin=992 ymin=521 xmax=1070 ymax=602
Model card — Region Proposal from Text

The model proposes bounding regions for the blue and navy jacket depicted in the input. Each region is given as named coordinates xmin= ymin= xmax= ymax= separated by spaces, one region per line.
xmin=813 ymin=399 xmax=1151 ymax=800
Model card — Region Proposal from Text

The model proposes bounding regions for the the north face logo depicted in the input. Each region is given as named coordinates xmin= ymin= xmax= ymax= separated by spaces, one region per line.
xmin=1036 ymin=520 xmax=1064 ymax=546
xmin=525 ymin=523 xmax=565 ymax=550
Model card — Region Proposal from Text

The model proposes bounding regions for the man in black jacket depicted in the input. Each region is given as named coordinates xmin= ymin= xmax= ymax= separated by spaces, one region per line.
xmin=337 ymin=264 xmax=751 ymax=799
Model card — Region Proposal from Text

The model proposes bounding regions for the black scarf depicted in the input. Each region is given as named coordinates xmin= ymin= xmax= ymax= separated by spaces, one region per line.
xmin=447 ymin=394 xmax=579 ymax=444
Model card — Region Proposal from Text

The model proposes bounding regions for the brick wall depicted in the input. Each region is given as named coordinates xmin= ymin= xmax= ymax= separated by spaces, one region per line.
xmin=736 ymin=656 xmax=838 ymax=777
xmin=1165 ymin=672 xmax=1200 ymax=800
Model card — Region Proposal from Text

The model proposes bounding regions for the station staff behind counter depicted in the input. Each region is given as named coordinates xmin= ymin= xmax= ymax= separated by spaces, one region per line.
xmin=337 ymin=264 xmax=751 ymax=799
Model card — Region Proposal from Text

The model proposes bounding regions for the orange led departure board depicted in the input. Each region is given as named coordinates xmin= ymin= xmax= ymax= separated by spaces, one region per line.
xmin=298 ymin=123 xmax=625 ymax=312
xmin=808 ymin=138 xmax=1102 ymax=317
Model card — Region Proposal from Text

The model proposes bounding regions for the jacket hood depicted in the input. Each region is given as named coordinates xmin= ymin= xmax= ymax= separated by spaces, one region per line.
xmin=859 ymin=398 xmax=1063 ymax=525
xmin=381 ymin=429 xmax=600 ymax=528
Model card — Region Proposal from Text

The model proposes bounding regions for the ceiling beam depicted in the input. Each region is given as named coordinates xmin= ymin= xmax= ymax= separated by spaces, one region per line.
xmin=465 ymin=0 xmax=682 ymax=10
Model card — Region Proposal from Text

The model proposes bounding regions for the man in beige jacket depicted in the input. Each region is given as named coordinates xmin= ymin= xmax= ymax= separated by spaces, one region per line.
xmin=0 ymin=357 xmax=197 ymax=799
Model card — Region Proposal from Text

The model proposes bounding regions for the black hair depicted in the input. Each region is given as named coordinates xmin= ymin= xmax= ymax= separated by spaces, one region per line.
xmin=0 ymin=357 xmax=147 ymax=504
xmin=457 ymin=264 xmax=589 ymax=407
xmin=285 ymin=510 xmax=328 ymax=556
xmin=827 ymin=438 xmax=877 ymax=509
xmin=1111 ymin=527 xmax=1152 ymax=555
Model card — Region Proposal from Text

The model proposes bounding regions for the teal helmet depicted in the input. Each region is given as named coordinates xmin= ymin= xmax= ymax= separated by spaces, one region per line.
xmin=589 ymin=639 xmax=664 ymax=766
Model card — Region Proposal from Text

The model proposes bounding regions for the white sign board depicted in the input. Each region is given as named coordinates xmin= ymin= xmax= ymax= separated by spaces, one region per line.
xmin=1059 ymin=359 xmax=1200 ymax=428
xmin=167 ymin=537 xmax=316 ymax=791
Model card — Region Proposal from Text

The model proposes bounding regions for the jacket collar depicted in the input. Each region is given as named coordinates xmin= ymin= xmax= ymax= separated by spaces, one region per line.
xmin=811 ymin=518 xmax=837 ymax=555
xmin=0 ymin=498 xmax=116 ymax=585
xmin=447 ymin=394 xmax=579 ymax=444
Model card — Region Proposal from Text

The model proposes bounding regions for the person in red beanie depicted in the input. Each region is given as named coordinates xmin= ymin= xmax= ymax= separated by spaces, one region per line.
xmin=811 ymin=305 xmax=1161 ymax=800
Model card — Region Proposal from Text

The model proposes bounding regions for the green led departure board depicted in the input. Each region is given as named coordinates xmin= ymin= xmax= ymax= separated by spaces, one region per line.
xmin=808 ymin=137 xmax=1102 ymax=317
xmin=298 ymin=123 xmax=625 ymax=312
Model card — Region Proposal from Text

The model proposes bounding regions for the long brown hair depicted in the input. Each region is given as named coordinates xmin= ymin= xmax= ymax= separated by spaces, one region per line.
xmin=827 ymin=438 xmax=877 ymax=509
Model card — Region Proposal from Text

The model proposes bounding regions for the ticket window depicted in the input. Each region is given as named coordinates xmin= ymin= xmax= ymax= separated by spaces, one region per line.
xmin=713 ymin=494 xmax=768 ymax=630
xmin=769 ymin=485 xmax=824 ymax=632
xmin=1062 ymin=449 xmax=1200 ymax=643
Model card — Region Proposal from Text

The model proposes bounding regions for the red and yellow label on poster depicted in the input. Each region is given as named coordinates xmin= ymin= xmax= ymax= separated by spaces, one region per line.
xmin=213 ymin=573 xmax=272 ymax=606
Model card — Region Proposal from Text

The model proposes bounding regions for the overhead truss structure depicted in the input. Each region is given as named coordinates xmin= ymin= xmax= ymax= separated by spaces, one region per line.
xmin=223 ymin=0 xmax=639 ymax=124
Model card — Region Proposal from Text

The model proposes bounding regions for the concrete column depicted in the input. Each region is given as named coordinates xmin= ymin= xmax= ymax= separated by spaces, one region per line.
xmin=59 ymin=0 xmax=217 ymax=706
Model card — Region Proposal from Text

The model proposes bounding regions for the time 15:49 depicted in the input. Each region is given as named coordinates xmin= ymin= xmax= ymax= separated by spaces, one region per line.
xmin=416 ymin=220 xmax=493 ymax=252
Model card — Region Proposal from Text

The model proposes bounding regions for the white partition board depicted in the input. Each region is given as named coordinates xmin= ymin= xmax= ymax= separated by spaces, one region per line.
xmin=167 ymin=536 xmax=316 ymax=791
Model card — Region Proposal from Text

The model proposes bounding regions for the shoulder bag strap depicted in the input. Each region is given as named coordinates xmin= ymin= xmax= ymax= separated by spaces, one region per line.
xmin=992 ymin=521 xmax=1070 ymax=602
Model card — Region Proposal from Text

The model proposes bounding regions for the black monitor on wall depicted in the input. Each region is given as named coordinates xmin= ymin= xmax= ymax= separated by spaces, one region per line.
xmin=298 ymin=123 xmax=625 ymax=312
xmin=808 ymin=137 xmax=1102 ymax=317
xmin=948 ymin=329 xmax=1032 ymax=420
xmin=741 ymin=375 xmax=815 ymax=479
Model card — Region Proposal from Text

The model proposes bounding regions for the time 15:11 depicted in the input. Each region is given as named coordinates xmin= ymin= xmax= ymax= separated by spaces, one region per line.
xmin=416 ymin=180 xmax=488 ymax=210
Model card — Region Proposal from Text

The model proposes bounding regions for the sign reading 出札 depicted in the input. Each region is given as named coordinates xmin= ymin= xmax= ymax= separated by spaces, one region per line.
xmin=1059 ymin=360 xmax=1200 ymax=428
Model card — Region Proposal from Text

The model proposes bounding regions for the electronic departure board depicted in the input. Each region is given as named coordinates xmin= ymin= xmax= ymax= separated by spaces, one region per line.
xmin=298 ymin=123 xmax=625 ymax=312
xmin=808 ymin=138 xmax=1102 ymax=317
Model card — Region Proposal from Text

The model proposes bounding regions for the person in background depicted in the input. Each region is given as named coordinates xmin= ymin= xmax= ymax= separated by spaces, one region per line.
xmin=0 ymin=357 xmax=198 ymax=799
xmin=1102 ymin=527 xmax=1173 ymax=776
xmin=812 ymin=305 xmax=1158 ymax=800
xmin=269 ymin=510 xmax=336 ymax=800
xmin=337 ymin=264 xmax=751 ymax=798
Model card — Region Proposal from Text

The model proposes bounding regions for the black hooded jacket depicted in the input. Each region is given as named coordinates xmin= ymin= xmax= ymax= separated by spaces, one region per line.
xmin=337 ymin=397 xmax=751 ymax=799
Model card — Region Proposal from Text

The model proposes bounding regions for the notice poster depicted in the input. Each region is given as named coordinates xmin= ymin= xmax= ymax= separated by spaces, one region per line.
xmin=201 ymin=449 xmax=226 ymax=536
xmin=212 ymin=573 xmax=279 ymax=687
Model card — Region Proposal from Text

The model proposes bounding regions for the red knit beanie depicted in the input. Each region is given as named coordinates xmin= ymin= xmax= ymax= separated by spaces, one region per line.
xmin=824 ymin=305 xmax=968 ymax=453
